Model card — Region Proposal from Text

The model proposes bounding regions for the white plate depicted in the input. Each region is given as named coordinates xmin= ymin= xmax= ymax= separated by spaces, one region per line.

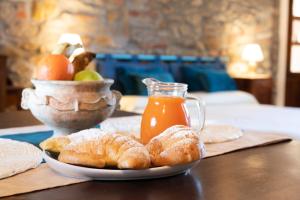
xmin=43 ymin=152 xmax=200 ymax=180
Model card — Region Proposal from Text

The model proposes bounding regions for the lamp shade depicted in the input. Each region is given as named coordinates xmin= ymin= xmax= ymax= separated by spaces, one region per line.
xmin=241 ymin=43 xmax=264 ymax=63
xmin=293 ymin=0 xmax=300 ymax=17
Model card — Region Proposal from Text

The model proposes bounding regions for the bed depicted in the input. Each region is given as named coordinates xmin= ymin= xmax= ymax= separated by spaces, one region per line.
xmin=120 ymin=91 xmax=258 ymax=113
xmin=95 ymin=53 xmax=300 ymax=140
xmin=120 ymin=94 xmax=300 ymax=140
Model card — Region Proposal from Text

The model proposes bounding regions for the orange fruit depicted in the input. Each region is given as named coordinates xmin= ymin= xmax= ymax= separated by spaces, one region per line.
xmin=34 ymin=54 xmax=74 ymax=80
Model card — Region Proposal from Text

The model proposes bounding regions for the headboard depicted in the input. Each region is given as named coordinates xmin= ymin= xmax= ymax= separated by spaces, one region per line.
xmin=95 ymin=53 xmax=227 ymax=94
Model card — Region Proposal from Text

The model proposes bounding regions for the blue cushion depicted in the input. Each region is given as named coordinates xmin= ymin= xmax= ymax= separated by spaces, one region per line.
xmin=181 ymin=67 xmax=236 ymax=92
xmin=129 ymin=71 xmax=175 ymax=95
xmin=116 ymin=65 xmax=166 ymax=95
xmin=0 ymin=124 xmax=101 ymax=148
xmin=0 ymin=131 xmax=53 ymax=147
xmin=95 ymin=54 xmax=228 ymax=94
xmin=168 ymin=62 xmax=225 ymax=83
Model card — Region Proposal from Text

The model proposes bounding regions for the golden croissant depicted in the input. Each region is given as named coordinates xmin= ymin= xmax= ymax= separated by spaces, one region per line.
xmin=146 ymin=125 xmax=205 ymax=167
xmin=40 ymin=129 xmax=150 ymax=169
xmin=40 ymin=136 xmax=71 ymax=153
xmin=41 ymin=126 xmax=205 ymax=169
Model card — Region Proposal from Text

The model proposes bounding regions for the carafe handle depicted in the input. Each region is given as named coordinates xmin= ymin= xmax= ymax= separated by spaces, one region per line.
xmin=185 ymin=95 xmax=206 ymax=133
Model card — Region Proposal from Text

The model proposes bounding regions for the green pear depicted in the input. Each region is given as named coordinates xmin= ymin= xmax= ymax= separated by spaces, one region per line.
xmin=74 ymin=70 xmax=103 ymax=81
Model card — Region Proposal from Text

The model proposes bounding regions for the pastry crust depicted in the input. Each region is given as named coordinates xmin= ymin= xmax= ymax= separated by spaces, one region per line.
xmin=146 ymin=125 xmax=205 ymax=167
xmin=59 ymin=132 xmax=150 ymax=169
xmin=41 ymin=129 xmax=150 ymax=169
xmin=40 ymin=136 xmax=71 ymax=153
xmin=58 ymin=139 xmax=106 ymax=168
xmin=40 ymin=126 xmax=205 ymax=169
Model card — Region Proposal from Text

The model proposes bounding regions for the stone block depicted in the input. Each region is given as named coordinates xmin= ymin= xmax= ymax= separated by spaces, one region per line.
xmin=32 ymin=0 xmax=57 ymax=21
xmin=0 ymin=0 xmax=279 ymax=87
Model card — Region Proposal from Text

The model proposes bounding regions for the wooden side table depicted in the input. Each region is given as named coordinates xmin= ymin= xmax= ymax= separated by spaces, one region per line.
xmin=0 ymin=55 xmax=24 ymax=111
xmin=233 ymin=75 xmax=273 ymax=104
xmin=0 ymin=55 xmax=7 ymax=111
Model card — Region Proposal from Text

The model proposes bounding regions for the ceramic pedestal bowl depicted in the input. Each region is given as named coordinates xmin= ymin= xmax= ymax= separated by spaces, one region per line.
xmin=21 ymin=79 xmax=122 ymax=136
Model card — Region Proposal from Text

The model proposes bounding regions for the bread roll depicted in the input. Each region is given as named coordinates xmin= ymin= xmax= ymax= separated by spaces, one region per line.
xmin=40 ymin=129 xmax=139 ymax=153
xmin=41 ymin=129 xmax=150 ymax=169
xmin=40 ymin=136 xmax=71 ymax=153
xmin=146 ymin=125 xmax=205 ymax=167
xmin=59 ymin=132 xmax=150 ymax=169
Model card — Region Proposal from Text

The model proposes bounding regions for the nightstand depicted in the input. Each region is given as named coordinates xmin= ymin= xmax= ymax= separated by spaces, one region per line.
xmin=0 ymin=55 xmax=23 ymax=111
xmin=232 ymin=74 xmax=273 ymax=104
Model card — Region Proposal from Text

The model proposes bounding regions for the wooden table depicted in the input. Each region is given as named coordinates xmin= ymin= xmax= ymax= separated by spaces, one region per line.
xmin=1 ymin=111 xmax=300 ymax=200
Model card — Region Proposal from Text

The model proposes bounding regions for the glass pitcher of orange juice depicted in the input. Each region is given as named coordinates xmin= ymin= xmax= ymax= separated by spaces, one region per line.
xmin=141 ymin=78 xmax=205 ymax=144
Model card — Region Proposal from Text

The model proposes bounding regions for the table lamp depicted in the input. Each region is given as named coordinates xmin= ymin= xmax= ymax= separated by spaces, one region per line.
xmin=241 ymin=43 xmax=264 ymax=74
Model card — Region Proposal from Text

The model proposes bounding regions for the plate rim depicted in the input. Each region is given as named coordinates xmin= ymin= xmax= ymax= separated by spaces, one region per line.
xmin=43 ymin=151 xmax=199 ymax=174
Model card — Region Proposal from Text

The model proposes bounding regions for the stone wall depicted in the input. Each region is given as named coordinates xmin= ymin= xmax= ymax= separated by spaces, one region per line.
xmin=0 ymin=0 xmax=279 ymax=87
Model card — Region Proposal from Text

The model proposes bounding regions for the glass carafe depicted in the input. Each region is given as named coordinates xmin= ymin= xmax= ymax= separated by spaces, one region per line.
xmin=141 ymin=78 xmax=205 ymax=144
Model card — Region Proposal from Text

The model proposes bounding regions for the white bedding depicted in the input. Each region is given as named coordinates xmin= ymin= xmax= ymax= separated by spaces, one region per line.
xmin=207 ymin=104 xmax=300 ymax=140
xmin=120 ymin=91 xmax=258 ymax=113
xmin=120 ymin=91 xmax=300 ymax=140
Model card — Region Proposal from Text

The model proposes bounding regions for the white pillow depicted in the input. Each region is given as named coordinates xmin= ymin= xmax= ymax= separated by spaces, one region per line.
xmin=120 ymin=91 xmax=258 ymax=113
xmin=190 ymin=91 xmax=258 ymax=106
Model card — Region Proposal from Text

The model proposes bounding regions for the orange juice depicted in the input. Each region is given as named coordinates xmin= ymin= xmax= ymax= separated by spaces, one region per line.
xmin=141 ymin=96 xmax=190 ymax=144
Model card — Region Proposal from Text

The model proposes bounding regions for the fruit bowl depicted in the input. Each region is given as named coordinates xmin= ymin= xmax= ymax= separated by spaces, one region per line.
xmin=21 ymin=79 xmax=122 ymax=136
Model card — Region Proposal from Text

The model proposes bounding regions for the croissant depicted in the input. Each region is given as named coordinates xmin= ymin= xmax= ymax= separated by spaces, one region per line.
xmin=146 ymin=125 xmax=205 ymax=167
xmin=41 ymin=129 xmax=150 ymax=169
xmin=40 ymin=136 xmax=71 ymax=153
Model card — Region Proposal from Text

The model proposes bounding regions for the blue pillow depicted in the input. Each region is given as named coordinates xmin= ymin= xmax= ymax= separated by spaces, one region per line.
xmin=116 ymin=66 xmax=166 ymax=95
xmin=178 ymin=62 xmax=224 ymax=86
xmin=181 ymin=67 xmax=236 ymax=92
xmin=181 ymin=67 xmax=205 ymax=91
xmin=129 ymin=71 xmax=175 ymax=95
